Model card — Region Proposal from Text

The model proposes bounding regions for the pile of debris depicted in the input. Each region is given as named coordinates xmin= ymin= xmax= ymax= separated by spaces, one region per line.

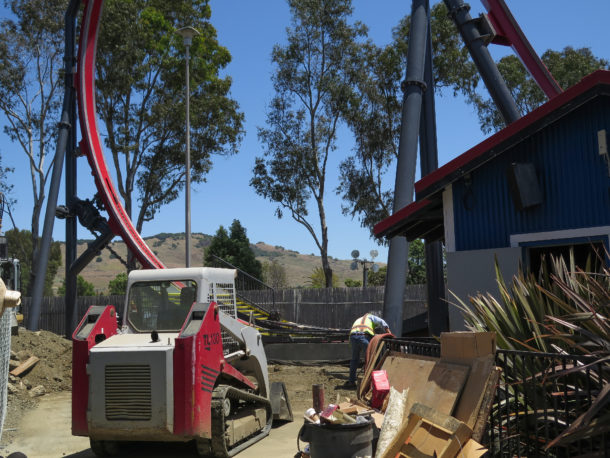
xmin=7 ymin=328 xmax=72 ymax=400
xmin=297 ymin=332 xmax=500 ymax=458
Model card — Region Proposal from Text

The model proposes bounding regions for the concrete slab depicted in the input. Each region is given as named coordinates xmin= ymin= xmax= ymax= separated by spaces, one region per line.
xmin=1 ymin=392 xmax=304 ymax=458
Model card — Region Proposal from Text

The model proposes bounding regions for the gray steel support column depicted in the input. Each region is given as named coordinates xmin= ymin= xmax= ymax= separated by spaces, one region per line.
xmin=383 ymin=0 xmax=429 ymax=336
xmin=65 ymin=4 xmax=79 ymax=337
xmin=419 ymin=1 xmax=448 ymax=336
xmin=184 ymin=43 xmax=192 ymax=268
xmin=69 ymin=229 xmax=114 ymax=278
xmin=28 ymin=0 xmax=81 ymax=331
xmin=443 ymin=0 xmax=520 ymax=125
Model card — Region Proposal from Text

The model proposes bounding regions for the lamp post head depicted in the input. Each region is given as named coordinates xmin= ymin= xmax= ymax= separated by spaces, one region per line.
xmin=176 ymin=26 xmax=200 ymax=47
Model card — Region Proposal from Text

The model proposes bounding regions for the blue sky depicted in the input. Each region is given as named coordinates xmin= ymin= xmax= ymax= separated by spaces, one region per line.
xmin=2 ymin=0 xmax=610 ymax=264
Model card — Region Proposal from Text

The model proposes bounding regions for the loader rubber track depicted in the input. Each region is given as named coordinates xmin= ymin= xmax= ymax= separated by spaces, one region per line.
xmin=205 ymin=384 xmax=272 ymax=458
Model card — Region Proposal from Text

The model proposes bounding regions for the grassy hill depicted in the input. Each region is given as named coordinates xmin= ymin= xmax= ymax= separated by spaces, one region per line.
xmin=54 ymin=233 xmax=381 ymax=293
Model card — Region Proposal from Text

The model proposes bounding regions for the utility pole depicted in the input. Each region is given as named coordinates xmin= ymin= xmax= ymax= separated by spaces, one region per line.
xmin=176 ymin=26 xmax=200 ymax=268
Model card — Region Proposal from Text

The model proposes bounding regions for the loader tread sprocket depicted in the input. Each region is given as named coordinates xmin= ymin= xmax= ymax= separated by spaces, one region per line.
xmin=206 ymin=384 xmax=272 ymax=458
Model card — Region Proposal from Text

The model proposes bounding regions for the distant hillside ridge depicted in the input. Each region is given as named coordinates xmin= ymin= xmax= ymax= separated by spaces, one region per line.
xmin=54 ymin=232 xmax=382 ymax=293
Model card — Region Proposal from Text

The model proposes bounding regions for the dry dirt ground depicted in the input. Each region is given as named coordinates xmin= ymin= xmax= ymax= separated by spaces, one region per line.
xmin=0 ymin=328 xmax=356 ymax=458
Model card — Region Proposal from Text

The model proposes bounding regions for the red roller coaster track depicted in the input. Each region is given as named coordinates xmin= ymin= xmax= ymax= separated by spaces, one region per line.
xmin=76 ymin=0 xmax=164 ymax=270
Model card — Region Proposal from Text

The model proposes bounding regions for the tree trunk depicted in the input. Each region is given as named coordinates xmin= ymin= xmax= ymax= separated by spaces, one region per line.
xmin=124 ymin=190 xmax=138 ymax=272
xmin=322 ymin=254 xmax=333 ymax=288
xmin=28 ymin=193 xmax=44 ymax=296
xmin=320 ymin=214 xmax=333 ymax=288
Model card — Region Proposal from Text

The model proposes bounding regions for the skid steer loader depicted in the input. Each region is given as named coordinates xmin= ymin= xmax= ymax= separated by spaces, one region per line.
xmin=72 ymin=267 xmax=292 ymax=457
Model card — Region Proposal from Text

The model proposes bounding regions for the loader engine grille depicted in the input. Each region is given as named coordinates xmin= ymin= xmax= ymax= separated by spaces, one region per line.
xmin=105 ymin=364 xmax=152 ymax=421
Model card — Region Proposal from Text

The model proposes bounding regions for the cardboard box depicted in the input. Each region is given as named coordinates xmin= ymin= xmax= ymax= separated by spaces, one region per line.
xmin=371 ymin=370 xmax=390 ymax=409
xmin=440 ymin=332 xmax=496 ymax=362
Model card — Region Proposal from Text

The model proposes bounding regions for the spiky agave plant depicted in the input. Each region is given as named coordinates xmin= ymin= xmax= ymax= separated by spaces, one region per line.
xmin=537 ymin=256 xmax=610 ymax=448
xmin=452 ymin=252 xmax=609 ymax=452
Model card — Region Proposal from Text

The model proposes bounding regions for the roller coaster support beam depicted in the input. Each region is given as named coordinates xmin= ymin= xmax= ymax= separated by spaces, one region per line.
xmin=419 ymin=1 xmax=448 ymax=336
xmin=29 ymin=0 xmax=81 ymax=332
xmin=482 ymin=0 xmax=561 ymax=100
xmin=383 ymin=0 xmax=429 ymax=337
xmin=443 ymin=0 xmax=520 ymax=125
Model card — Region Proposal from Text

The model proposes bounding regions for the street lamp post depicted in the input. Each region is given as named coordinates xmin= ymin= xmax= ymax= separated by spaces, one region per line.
xmin=176 ymin=26 xmax=200 ymax=268
xmin=350 ymin=249 xmax=379 ymax=288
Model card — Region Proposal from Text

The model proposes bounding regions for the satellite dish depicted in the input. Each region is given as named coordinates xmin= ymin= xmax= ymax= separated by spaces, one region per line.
xmin=350 ymin=261 xmax=358 ymax=271
xmin=370 ymin=249 xmax=378 ymax=259
xmin=371 ymin=263 xmax=380 ymax=273
xmin=351 ymin=249 xmax=360 ymax=259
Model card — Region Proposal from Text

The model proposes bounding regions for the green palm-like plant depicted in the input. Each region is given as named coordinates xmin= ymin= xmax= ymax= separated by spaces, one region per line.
xmin=452 ymin=252 xmax=609 ymax=452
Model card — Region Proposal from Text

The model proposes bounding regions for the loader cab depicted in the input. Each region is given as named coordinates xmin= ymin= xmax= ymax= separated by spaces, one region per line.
xmin=127 ymin=280 xmax=198 ymax=331
xmin=123 ymin=267 xmax=238 ymax=334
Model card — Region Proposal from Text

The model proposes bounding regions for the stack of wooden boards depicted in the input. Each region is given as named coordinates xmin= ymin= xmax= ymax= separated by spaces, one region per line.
xmin=362 ymin=332 xmax=501 ymax=458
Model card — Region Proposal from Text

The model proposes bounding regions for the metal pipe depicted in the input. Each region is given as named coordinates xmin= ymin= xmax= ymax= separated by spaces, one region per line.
xmin=65 ymin=0 xmax=80 ymax=337
xmin=69 ymin=229 xmax=114 ymax=278
xmin=443 ymin=0 xmax=520 ymax=125
xmin=383 ymin=0 xmax=429 ymax=337
xmin=28 ymin=0 xmax=81 ymax=331
xmin=185 ymin=43 xmax=191 ymax=268
xmin=419 ymin=2 xmax=448 ymax=335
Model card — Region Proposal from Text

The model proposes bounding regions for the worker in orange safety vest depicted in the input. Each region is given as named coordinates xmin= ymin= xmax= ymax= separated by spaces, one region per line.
xmin=341 ymin=312 xmax=390 ymax=389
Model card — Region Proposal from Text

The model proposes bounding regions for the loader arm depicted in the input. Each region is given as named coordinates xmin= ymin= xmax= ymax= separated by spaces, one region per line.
xmin=218 ymin=310 xmax=270 ymax=399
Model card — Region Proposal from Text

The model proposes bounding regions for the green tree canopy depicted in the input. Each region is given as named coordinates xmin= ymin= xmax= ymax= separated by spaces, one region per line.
xmin=307 ymin=266 xmax=338 ymax=288
xmin=470 ymin=47 xmax=609 ymax=133
xmin=338 ymin=2 xmax=477 ymax=235
xmin=5 ymin=229 xmax=61 ymax=296
xmin=261 ymin=259 xmax=287 ymax=289
xmin=96 ymin=0 xmax=244 ymax=268
xmin=204 ymin=220 xmax=262 ymax=279
xmin=344 ymin=278 xmax=362 ymax=287
xmin=0 ymin=157 xmax=13 ymax=200
xmin=366 ymin=265 xmax=386 ymax=286
xmin=338 ymin=4 xmax=607 ymax=238
xmin=251 ymin=0 xmax=367 ymax=287
xmin=108 ymin=272 xmax=128 ymax=295
xmin=0 ymin=0 xmax=66 ymax=288
xmin=59 ymin=275 xmax=96 ymax=297
xmin=366 ymin=240 xmax=427 ymax=286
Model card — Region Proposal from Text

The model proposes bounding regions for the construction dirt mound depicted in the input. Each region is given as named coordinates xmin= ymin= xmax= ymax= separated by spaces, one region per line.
xmin=2 ymin=328 xmax=73 ymax=445
xmin=10 ymin=328 xmax=73 ymax=393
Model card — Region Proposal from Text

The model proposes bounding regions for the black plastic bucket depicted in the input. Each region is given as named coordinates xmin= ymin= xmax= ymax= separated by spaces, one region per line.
xmin=299 ymin=419 xmax=374 ymax=458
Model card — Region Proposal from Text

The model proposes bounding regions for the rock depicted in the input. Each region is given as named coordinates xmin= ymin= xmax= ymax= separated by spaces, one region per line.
xmin=22 ymin=379 xmax=32 ymax=389
xmin=7 ymin=382 xmax=19 ymax=394
xmin=29 ymin=385 xmax=46 ymax=397
xmin=9 ymin=374 xmax=19 ymax=383
xmin=7 ymin=452 xmax=28 ymax=458
xmin=16 ymin=350 xmax=30 ymax=362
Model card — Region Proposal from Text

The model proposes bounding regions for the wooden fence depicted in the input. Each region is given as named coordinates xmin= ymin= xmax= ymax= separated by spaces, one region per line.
xmin=21 ymin=295 xmax=124 ymax=337
xmin=264 ymin=285 xmax=427 ymax=329
xmin=21 ymin=285 xmax=427 ymax=335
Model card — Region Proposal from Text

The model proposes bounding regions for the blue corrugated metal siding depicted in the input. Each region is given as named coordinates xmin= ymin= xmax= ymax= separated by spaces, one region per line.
xmin=453 ymin=97 xmax=610 ymax=251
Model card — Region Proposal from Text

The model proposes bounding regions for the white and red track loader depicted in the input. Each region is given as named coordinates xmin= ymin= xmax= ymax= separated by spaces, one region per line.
xmin=72 ymin=267 xmax=291 ymax=457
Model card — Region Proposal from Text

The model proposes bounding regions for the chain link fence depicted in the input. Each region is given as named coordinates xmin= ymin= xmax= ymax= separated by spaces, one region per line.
xmin=0 ymin=310 xmax=10 ymax=440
